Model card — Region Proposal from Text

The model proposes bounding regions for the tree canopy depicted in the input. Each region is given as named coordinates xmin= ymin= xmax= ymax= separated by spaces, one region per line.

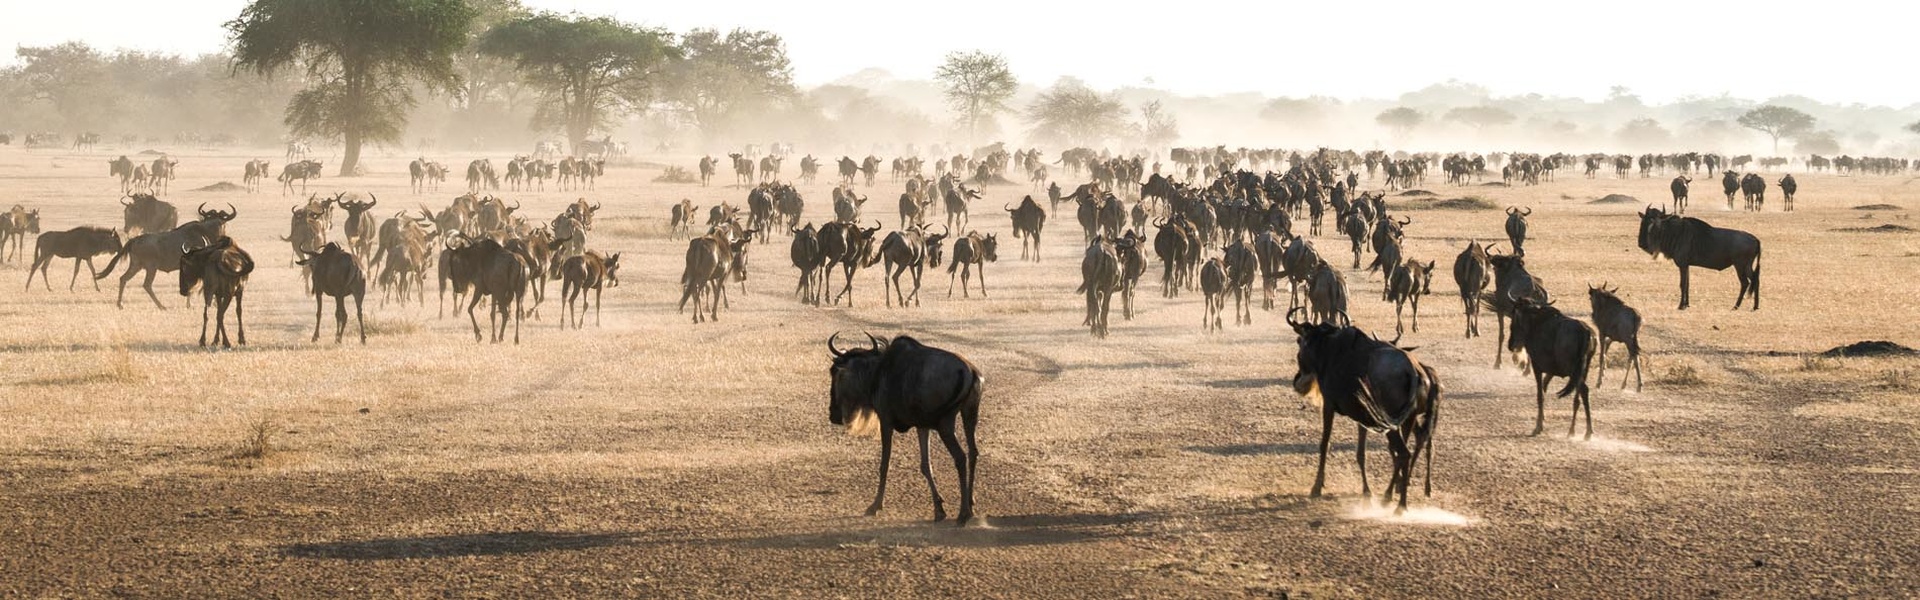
xmin=226 ymin=0 xmax=475 ymax=175
xmin=935 ymin=51 xmax=1017 ymax=143
xmin=1375 ymin=107 xmax=1425 ymax=140
xmin=1135 ymin=100 xmax=1179 ymax=150
xmin=1736 ymin=105 xmax=1816 ymax=155
xmin=1615 ymin=118 xmax=1672 ymax=151
xmin=481 ymin=12 xmax=678 ymax=152
xmin=662 ymin=28 xmax=796 ymax=142
xmin=1443 ymin=105 xmax=1516 ymax=131
xmin=1025 ymin=79 xmax=1128 ymax=148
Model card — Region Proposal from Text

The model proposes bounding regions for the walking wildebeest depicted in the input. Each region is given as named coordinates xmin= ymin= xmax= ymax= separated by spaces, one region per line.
xmin=244 ymin=159 xmax=271 ymax=193
xmin=790 ymin=223 xmax=825 ymax=306
xmin=678 ymin=228 xmax=754 ymax=323
xmin=1740 ymin=173 xmax=1766 ymax=212
xmin=1670 ymin=175 xmax=1691 ymax=214
xmin=1200 ymin=257 xmax=1227 ymax=332
xmin=337 ymin=196 xmax=379 ymax=262
xmin=1452 ymin=241 xmax=1493 ymax=338
xmin=1508 ymin=296 xmax=1598 ymax=439
xmin=1588 ymin=283 xmax=1644 ymax=392
xmin=280 ymin=160 xmax=323 ymax=195
xmin=178 ymin=237 xmax=255 ymax=348
xmin=1005 ymin=195 xmax=1047 ymax=262
xmin=296 ymin=243 xmax=366 ymax=344
xmin=945 ymin=231 xmax=997 ymax=298
xmin=1222 ymin=240 xmax=1257 ymax=326
xmin=1777 ymin=174 xmax=1797 ymax=211
xmin=121 ymin=193 xmax=178 ymax=235
xmin=446 ymin=236 xmax=530 ymax=343
xmin=96 ymin=204 xmax=235 ymax=309
xmin=944 ymin=185 xmax=980 ymax=232
xmin=698 ymin=156 xmax=715 ymax=186
xmin=670 ymin=199 xmax=699 ymax=239
xmin=1306 ymin=260 xmax=1348 ymax=326
xmin=0 ymin=205 xmax=40 ymax=263
xmin=558 ymin=250 xmax=620 ymax=329
xmin=1636 ymin=207 xmax=1761 ymax=310
xmin=1387 ymin=259 xmax=1436 ymax=336
xmin=1078 ymin=237 xmax=1121 ymax=338
xmin=876 ymin=225 xmax=949 ymax=308
xmin=825 ymin=332 xmax=983 ymax=525
xmin=1720 ymin=170 xmax=1739 ymax=210
xmin=1483 ymin=253 xmax=1549 ymax=369
xmin=26 ymin=226 xmax=121 ymax=291
xmin=1504 ymin=206 xmax=1531 ymax=257
xmin=1287 ymin=307 xmax=1441 ymax=514
xmin=819 ymin=220 xmax=883 ymax=307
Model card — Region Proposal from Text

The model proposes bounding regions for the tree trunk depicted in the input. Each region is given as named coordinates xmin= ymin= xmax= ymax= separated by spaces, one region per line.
xmin=341 ymin=127 xmax=362 ymax=177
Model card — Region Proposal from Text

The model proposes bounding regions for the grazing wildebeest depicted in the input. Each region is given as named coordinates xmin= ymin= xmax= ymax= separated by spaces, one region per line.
xmin=558 ymin=250 xmax=620 ymax=329
xmin=1740 ymin=173 xmax=1766 ymax=212
xmin=96 ymin=204 xmax=235 ymax=309
xmin=1004 ymin=195 xmax=1046 ymax=262
xmin=121 ymin=193 xmax=178 ymax=235
xmin=1452 ymin=241 xmax=1493 ymax=338
xmin=1669 ymin=175 xmax=1691 ymax=214
xmin=177 ymin=237 xmax=255 ymax=348
xmin=1286 ymin=307 xmax=1441 ymax=514
xmin=1508 ymin=296 xmax=1598 ymax=439
xmin=1306 ymin=260 xmax=1348 ymax=326
xmin=1720 ymin=170 xmax=1739 ymax=209
xmin=467 ymin=159 xmax=499 ymax=192
xmin=943 ymin=185 xmax=980 ymax=232
xmin=1482 ymin=253 xmax=1549 ymax=369
xmin=790 ymin=223 xmax=824 ymax=306
xmin=1588 ymin=283 xmax=1644 ymax=392
xmin=1078 ymin=237 xmax=1121 ymax=338
xmin=243 ymin=159 xmax=271 ymax=193
xmin=1777 ymin=174 xmax=1797 ymax=211
xmin=825 ymin=333 xmax=983 ymax=525
xmin=876 ymin=225 xmax=950 ymax=308
xmin=1504 ymin=206 xmax=1531 ymax=257
xmin=296 ymin=242 xmax=366 ymax=344
xmin=669 ymin=199 xmax=699 ymax=239
xmin=1199 ymin=257 xmax=1227 ymax=332
xmin=280 ymin=160 xmax=323 ymax=195
xmin=1386 ymin=259 xmax=1436 ymax=336
xmin=26 ymin=226 xmax=120 ymax=292
xmin=0 ymin=205 xmax=40 ymax=263
xmin=945 ymin=231 xmax=997 ymax=298
xmin=1636 ymin=207 xmax=1761 ymax=310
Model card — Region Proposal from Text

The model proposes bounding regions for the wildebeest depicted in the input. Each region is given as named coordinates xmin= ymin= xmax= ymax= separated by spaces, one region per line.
xmin=1386 ymin=259 xmax=1435 ymax=336
xmin=296 ymin=243 xmax=366 ymax=344
xmin=96 ymin=204 xmax=235 ymax=309
xmin=790 ymin=223 xmax=824 ymax=306
xmin=1004 ymin=195 xmax=1046 ymax=262
xmin=943 ymin=185 xmax=980 ymax=232
xmin=1720 ymin=170 xmax=1739 ymax=210
xmin=1740 ymin=173 xmax=1765 ymax=212
xmin=1452 ymin=241 xmax=1492 ymax=338
xmin=1588 ymin=283 xmax=1644 ymax=392
xmin=147 ymin=157 xmax=178 ymax=195
xmin=1286 ymin=308 xmax=1440 ymax=514
xmin=558 ymin=250 xmax=620 ymax=329
xmin=1482 ymin=253 xmax=1549 ymax=369
xmin=1222 ymin=241 xmax=1257 ymax=326
xmin=1508 ymin=296 xmax=1598 ymax=439
xmin=1504 ymin=206 xmax=1531 ymax=257
xmin=1114 ymin=231 xmax=1147 ymax=320
xmin=669 ymin=199 xmax=699 ymax=239
xmin=110 ymin=156 xmax=138 ymax=194
xmin=26 ymin=226 xmax=121 ymax=291
xmin=1306 ymin=260 xmax=1348 ymax=326
xmin=825 ymin=333 xmax=983 ymax=525
xmin=1636 ymin=207 xmax=1761 ymax=310
xmin=1153 ymin=218 xmax=1191 ymax=297
xmin=0 ymin=205 xmax=41 ymax=263
xmin=466 ymin=159 xmax=499 ymax=192
xmin=1077 ymin=237 xmax=1121 ymax=338
xmin=337 ymin=196 xmax=379 ymax=262
xmin=177 ymin=237 xmax=255 ymax=348
xmin=121 ymin=193 xmax=178 ymax=235
xmin=244 ymin=159 xmax=271 ymax=194
xmin=1340 ymin=209 xmax=1368 ymax=268
xmin=678 ymin=228 xmax=754 ymax=323
xmin=876 ymin=225 xmax=949 ymax=308
xmin=1777 ymin=174 xmax=1797 ymax=211
xmin=1199 ymin=257 xmax=1227 ymax=332
xmin=945 ymin=231 xmax=997 ymax=298
xmin=1253 ymin=230 xmax=1287 ymax=311
xmin=1669 ymin=175 xmax=1691 ymax=214
xmin=280 ymin=160 xmax=323 ymax=195
xmin=819 ymin=220 xmax=883 ymax=306
xmin=446 ymin=236 xmax=530 ymax=342
xmin=832 ymin=186 xmax=868 ymax=224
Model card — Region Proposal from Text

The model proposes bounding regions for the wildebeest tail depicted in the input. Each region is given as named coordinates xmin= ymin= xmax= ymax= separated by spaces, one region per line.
xmin=93 ymin=238 xmax=134 ymax=279
xmin=1557 ymin=332 xmax=1597 ymax=398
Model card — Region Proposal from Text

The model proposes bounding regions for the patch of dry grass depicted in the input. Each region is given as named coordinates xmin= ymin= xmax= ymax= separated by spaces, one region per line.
xmin=363 ymin=316 xmax=423 ymax=336
xmin=1653 ymin=357 xmax=1709 ymax=387
xmin=1875 ymin=368 xmax=1919 ymax=391
xmin=653 ymin=166 xmax=698 ymax=183
xmin=232 ymin=416 xmax=279 ymax=460
xmin=1799 ymin=355 xmax=1843 ymax=372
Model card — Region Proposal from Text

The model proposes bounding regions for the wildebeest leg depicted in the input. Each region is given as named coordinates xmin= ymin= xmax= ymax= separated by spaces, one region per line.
xmin=1355 ymin=426 xmax=1371 ymax=502
xmin=959 ymin=400 xmax=979 ymax=524
xmin=948 ymin=265 xmax=959 ymax=298
xmin=68 ymin=258 xmax=85 ymax=292
xmin=1629 ymin=341 xmax=1643 ymax=392
xmin=141 ymin=270 xmax=165 ymax=309
xmin=221 ymin=295 xmax=238 ymax=348
xmin=1394 ymin=301 xmax=1405 ymax=336
xmin=1676 ymin=264 xmax=1690 ymax=310
xmin=334 ymin=295 xmax=348 ymax=343
xmin=936 ymin=422 xmax=973 ymax=526
xmin=978 ymin=265 xmax=986 ymax=298
xmin=354 ymin=292 xmax=365 ymax=344
xmin=916 ymin=428 xmax=947 ymax=521
xmin=1595 ymin=337 xmax=1609 ymax=388
xmin=311 ymin=293 xmax=324 ymax=342
xmin=1494 ymin=314 xmax=1506 ymax=368
xmin=1532 ymin=373 xmax=1547 ymax=436
xmin=1387 ymin=431 xmax=1413 ymax=515
xmin=1411 ymin=295 xmax=1420 ymax=332
xmin=198 ymin=294 xmax=212 ymax=346
xmin=1309 ymin=405 xmax=1335 ymax=498
xmin=512 ymin=291 xmax=522 ymax=345
xmin=594 ymin=286 xmax=602 ymax=327
xmin=909 ymin=265 xmax=924 ymax=306
xmin=866 ymin=427 xmax=895 ymax=516
xmin=467 ymin=292 xmax=486 ymax=341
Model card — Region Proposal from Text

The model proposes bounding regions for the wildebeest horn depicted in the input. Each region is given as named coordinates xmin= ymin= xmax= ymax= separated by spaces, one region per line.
xmin=226 ymin=203 xmax=237 ymax=219
xmin=1004 ymin=203 xmax=1016 ymax=212
xmin=120 ymin=196 xmax=132 ymax=206
xmin=197 ymin=203 xmax=209 ymax=215
xmin=1336 ymin=311 xmax=1352 ymax=327
xmin=1520 ymin=207 xmax=1531 ymax=216
xmin=864 ymin=332 xmax=884 ymax=350
xmin=827 ymin=332 xmax=848 ymax=357
xmin=366 ymin=194 xmax=377 ymax=207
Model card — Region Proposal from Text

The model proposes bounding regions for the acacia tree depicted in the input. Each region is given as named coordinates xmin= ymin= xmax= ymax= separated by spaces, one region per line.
xmin=1376 ymin=107 xmax=1425 ymax=142
xmin=481 ymin=13 xmax=678 ymax=152
xmin=1025 ymin=80 xmax=1128 ymax=148
xmin=1906 ymin=121 xmax=1920 ymax=136
xmin=1136 ymin=100 xmax=1179 ymax=151
xmin=1443 ymin=105 xmax=1515 ymax=133
xmin=227 ymin=0 xmax=475 ymax=176
xmin=1736 ymin=105 xmax=1815 ymax=155
xmin=1615 ymin=118 xmax=1673 ymax=151
xmin=663 ymin=28 xmax=797 ymax=141
xmin=935 ymin=51 xmax=1017 ymax=143
xmin=14 ymin=42 xmax=118 ymax=131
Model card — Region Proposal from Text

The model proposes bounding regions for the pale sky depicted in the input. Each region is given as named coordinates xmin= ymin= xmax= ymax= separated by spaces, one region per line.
xmin=2 ymin=0 xmax=1912 ymax=107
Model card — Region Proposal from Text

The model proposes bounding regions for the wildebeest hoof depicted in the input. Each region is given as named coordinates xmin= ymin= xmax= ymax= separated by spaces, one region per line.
xmin=932 ymin=509 xmax=947 ymax=522
xmin=864 ymin=504 xmax=882 ymax=517
xmin=955 ymin=512 xmax=972 ymax=526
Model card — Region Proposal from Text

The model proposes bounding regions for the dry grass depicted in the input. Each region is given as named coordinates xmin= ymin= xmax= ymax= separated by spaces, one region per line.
xmin=1799 ymin=355 xmax=1843 ymax=372
xmin=1653 ymin=357 xmax=1710 ymax=387
xmin=363 ymin=316 xmax=423 ymax=336
xmin=233 ymin=415 xmax=280 ymax=460
xmin=1875 ymin=368 xmax=1919 ymax=391
xmin=653 ymin=166 xmax=698 ymax=183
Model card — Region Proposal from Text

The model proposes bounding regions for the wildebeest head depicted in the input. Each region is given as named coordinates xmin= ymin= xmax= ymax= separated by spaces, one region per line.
xmin=979 ymin=234 xmax=999 ymax=262
xmin=178 ymin=237 xmax=250 ymax=297
xmin=197 ymin=203 xmax=238 ymax=223
xmin=1635 ymin=206 xmax=1668 ymax=257
xmin=1506 ymin=294 xmax=1563 ymax=353
xmin=925 ymin=226 xmax=951 ymax=267
xmin=826 ymin=332 xmax=889 ymax=431
xmin=1285 ymin=306 xmax=1353 ymax=397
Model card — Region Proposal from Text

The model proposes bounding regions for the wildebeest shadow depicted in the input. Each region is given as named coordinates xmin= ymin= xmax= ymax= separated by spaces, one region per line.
xmin=1185 ymin=443 xmax=1353 ymax=456
xmin=281 ymin=512 xmax=1153 ymax=560
xmin=1206 ymin=378 xmax=1284 ymax=389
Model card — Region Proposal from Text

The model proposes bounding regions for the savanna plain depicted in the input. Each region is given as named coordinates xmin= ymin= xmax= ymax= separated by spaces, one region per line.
xmin=0 ymin=145 xmax=1916 ymax=598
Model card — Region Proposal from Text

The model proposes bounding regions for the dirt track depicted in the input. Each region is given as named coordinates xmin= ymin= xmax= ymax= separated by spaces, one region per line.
xmin=1 ymin=147 xmax=1916 ymax=597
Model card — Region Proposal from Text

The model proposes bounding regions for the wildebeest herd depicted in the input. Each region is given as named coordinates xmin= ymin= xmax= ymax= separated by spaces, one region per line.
xmin=7 ymin=141 xmax=1876 ymax=523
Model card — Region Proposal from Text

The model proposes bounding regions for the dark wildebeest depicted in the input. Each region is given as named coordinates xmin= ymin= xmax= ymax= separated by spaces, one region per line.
xmin=819 ymin=220 xmax=882 ymax=307
xmin=876 ymin=225 xmax=949 ymax=308
xmin=1636 ymin=207 xmax=1761 ymax=310
xmin=1669 ymin=175 xmax=1691 ymax=214
xmin=1306 ymin=260 xmax=1348 ymax=326
xmin=1078 ymin=237 xmax=1121 ymax=338
xmin=775 ymin=185 xmax=805 ymax=231
xmin=670 ymin=199 xmax=699 ymax=239
xmin=1777 ymin=174 xmax=1797 ymax=211
xmin=1719 ymin=170 xmax=1739 ymax=210
xmin=1222 ymin=240 xmax=1257 ymax=326
xmin=1005 ymin=195 xmax=1046 ymax=262
xmin=26 ymin=226 xmax=121 ymax=292
xmin=790 ymin=223 xmax=824 ymax=306
xmin=177 ymin=237 xmax=255 ymax=348
xmin=558 ymin=250 xmax=620 ymax=329
xmin=832 ymin=186 xmax=867 ymax=224
xmin=296 ymin=242 xmax=366 ymax=344
xmin=1452 ymin=241 xmax=1493 ymax=338
xmin=1199 ymin=257 xmax=1227 ymax=332
xmin=1740 ymin=173 xmax=1766 ymax=212
xmin=1508 ymin=296 xmax=1598 ymax=439
xmin=1114 ymin=231 xmax=1146 ymax=320
xmin=1281 ymin=236 xmax=1322 ymax=310
xmin=678 ymin=228 xmax=754 ymax=323
xmin=898 ymin=191 xmax=931 ymax=229
xmin=1076 ymin=194 xmax=1103 ymax=244
xmin=1386 ymin=259 xmax=1436 ymax=336
xmin=1482 ymin=253 xmax=1549 ymax=369
xmin=945 ymin=231 xmax=998 ymax=298
xmin=466 ymin=159 xmax=499 ymax=192
xmin=337 ymin=195 xmax=379 ymax=262
xmin=147 ymin=157 xmax=178 ymax=195
xmin=1097 ymin=194 xmax=1127 ymax=241
xmin=121 ymin=193 xmax=178 ymax=235
xmin=280 ymin=160 xmax=323 ymax=195
xmin=825 ymin=333 xmax=983 ymax=525
xmin=96 ymin=204 xmax=235 ymax=309
xmin=1153 ymin=218 xmax=1190 ymax=298
xmin=1286 ymin=307 xmax=1441 ymax=514
xmin=944 ymin=185 xmax=980 ymax=232
xmin=698 ymin=156 xmax=715 ymax=186
xmin=1340 ymin=209 xmax=1368 ymax=268
xmin=1588 ymin=283 xmax=1644 ymax=392
xmin=448 ymin=236 xmax=530 ymax=343
xmin=1504 ymin=206 xmax=1531 ymax=257
xmin=1254 ymin=230 xmax=1287 ymax=311
xmin=110 ymin=156 xmax=137 ymax=194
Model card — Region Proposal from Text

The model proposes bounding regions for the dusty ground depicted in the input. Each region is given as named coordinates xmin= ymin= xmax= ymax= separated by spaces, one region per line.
xmin=0 ymin=144 xmax=1916 ymax=598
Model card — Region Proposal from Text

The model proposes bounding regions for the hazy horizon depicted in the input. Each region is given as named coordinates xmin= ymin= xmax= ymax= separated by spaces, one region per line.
xmin=2 ymin=0 xmax=1914 ymax=108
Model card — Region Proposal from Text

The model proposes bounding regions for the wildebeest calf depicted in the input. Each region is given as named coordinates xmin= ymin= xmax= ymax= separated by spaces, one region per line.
xmin=1588 ymin=283 xmax=1643 ymax=392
